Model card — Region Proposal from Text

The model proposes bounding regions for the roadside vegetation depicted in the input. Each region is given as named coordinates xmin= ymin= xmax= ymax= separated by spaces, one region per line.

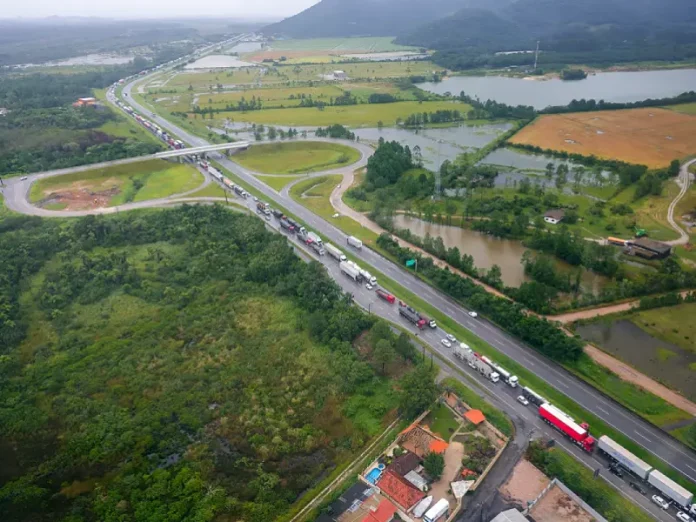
xmin=233 ymin=141 xmax=360 ymax=174
xmin=0 ymin=205 xmax=441 ymax=521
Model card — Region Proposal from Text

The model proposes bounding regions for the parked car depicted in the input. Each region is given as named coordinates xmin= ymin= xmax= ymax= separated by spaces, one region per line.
xmin=446 ymin=334 xmax=456 ymax=343
xmin=441 ymin=339 xmax=452 ymax=348
xmin=516 ymin=395 xmax=529 ymax=406
xmin=366 ymin=283 xmax=373 ymax=290
xmin=652 ymin=495 xmax=670 ymax=510
xmin=468 ymin=311 xmax=478 ymax=318
xmin=629 ymin=482 xmax=646 ymax=495
xmin=677 ymin=512 xmax=692 ymax=522
xmin=20 ymin=176 xmax=28 ymax=181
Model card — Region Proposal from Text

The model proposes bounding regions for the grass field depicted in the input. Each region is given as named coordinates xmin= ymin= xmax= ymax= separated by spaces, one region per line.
xmin=233 ymin=142 xmax=361 ymax=174
xmin=630 ymin=303 xmax=696 ymax=353
xmin=423 ymin=402 xmax=460 ymax=440
xmin=258 ymin=175 xmax=306 ymax=192
xmin=30 ymin=160 xmax=204 ymax=208
xmin=186 ymin=183 xmax=227 ymax=198
xmin=264 ymin=37 xmax=415 ymax=53
xmin=665 ymin=102 xmax=696 ymax=115
xmin=208 ymin=100 xmax=470 ymax=127
xmin=510 ymin=108 xmax=696 ymax=168
xmin=290 ymin=175 xmax=381 ymax=246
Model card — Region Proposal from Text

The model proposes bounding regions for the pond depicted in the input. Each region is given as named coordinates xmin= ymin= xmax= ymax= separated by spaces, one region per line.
xmin=391 ymin=215 xmax=608 ymax=292
xmin=417 ymin=69 xmax=696 ymax=109
xmin=185 ymin=55 xmax=258 ymax=69
xmin=227 ymin=42 xmax=264 ymax=54
xmin=576 ymin=320 xmax=696 ymax=401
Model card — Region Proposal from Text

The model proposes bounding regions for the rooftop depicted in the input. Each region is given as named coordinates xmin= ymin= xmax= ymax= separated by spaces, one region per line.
xmin=315 ymin=483 xmax=376 ymax=522
xmin=360 ymin=499 xmax=398 ymax=522
xmin=464 ymin=409 xmax=486 ymax=426
xmin=544 ymin=209 xmax=566 ymax=221
xmin=387 ymin=452 xmax=421 ymax=477
xmin=631 ymin=237 xmax=672 ymax=255
xmin=490 ymin=509 xmax=528 ymax=522
xmin=377 ymin=469 xmax=425 ymax=511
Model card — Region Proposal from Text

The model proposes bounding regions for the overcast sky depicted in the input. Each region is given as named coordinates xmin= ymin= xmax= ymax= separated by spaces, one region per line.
xmin=2 ymin=0 xmax=319 ymax=19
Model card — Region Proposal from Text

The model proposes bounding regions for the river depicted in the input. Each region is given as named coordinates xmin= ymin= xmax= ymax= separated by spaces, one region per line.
xmin=417 ymin=69 xmax=696 ymax=109
xmin=576 ymin=320 xmax=696 ymax=401
xmin=392 ymin=215 xmax=608 ymax=292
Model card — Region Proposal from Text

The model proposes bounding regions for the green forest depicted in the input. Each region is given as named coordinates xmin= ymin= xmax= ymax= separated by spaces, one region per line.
xmin=0 ymin=206 xmax=433 ymax=521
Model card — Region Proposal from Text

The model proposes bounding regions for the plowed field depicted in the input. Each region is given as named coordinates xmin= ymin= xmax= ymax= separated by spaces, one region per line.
xmin=510 ymin=108 xmax=696 ymax=168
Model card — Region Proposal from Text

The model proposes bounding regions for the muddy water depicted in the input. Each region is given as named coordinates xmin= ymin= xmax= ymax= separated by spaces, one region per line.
xmin=392 ymin=215 xmax=608 ymax=292
xmin=576 ymin=320 xmax=696 ymax=401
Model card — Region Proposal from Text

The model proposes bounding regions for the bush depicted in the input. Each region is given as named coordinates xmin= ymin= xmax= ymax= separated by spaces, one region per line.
xmin=424 ymin=452 xmax=445 ymax=479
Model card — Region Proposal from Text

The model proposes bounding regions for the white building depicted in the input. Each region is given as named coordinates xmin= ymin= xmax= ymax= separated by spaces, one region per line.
xmin=333 ymin=70 xmax=347 ymax=80
xmin=543 ymin=209 xmax=565 ymax=225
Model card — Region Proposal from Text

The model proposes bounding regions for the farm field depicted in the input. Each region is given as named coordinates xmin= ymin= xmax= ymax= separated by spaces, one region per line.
xmin=207 ymin=100 xmax=470 ymax=127
xmin=245 ymin=37 xmax=416 ymax=62
xmin=233 ymin=141 xmax=361 ymax=174
xmin=665 ymin=102 xmax=696 ymax=115
xmin=630 ymin=303 xmax=696 ymax=353
xmin=30 ymin=160 xmax=204 ymax=209
xmin=509 ymin=108 xmax=696 ymax=168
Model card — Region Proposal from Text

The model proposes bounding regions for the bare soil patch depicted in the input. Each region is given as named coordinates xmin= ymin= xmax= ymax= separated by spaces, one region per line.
xmin=40 ymin=187 xmax=120 ymax=211
xmin=529 ymin=483 xmax=595 ymax=522
xmin=510 ymin=108 xmax=696 ymax=168
xmin=247 ymin=50 xmax=361 ymax=62
xmin=499 ymin=458 xmax=549 ymax=505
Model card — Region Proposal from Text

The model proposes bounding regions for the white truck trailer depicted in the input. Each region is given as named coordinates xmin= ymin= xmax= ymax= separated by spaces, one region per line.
xmin=347 ymin=236 xmax=363 ymax=250
xmin=340 ymin=261 xmax=362 ymax=282
xmin=597 ymin=435 xmax=652 ymax=480
xmin=491 ymin=363 xmax=518 ymax=387
xmin=648 ymin=470 xmax=694 ymax=508
xmin=455 ymin=344 xmax=499 ymax=383
xmin=358 ymin=268 xmax=377 ymax=285
xmin=423 ymin=499 xmax=449 ymax=522
xmin=325 ymin=244 xmax=346 ymax=262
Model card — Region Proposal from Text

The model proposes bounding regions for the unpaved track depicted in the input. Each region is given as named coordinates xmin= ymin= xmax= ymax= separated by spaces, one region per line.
xmin=666 ymin=158 xmax=695 ymax=246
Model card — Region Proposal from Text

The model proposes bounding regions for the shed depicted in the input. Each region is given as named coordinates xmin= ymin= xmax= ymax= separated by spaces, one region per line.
xmin=333 ymin=70 xmax=347 ymax=80
xmin=543 ymin=209 xmax=565 ymax=225
xmin=490 ymin=509 xmax=528 ymax=522
xmin=629 ymin=237 xmax=672 ymax=259
xmin=464 ymin=409 xmax=486 ymax=426
xmin=404 ymin=470 xmax=428 ymax=491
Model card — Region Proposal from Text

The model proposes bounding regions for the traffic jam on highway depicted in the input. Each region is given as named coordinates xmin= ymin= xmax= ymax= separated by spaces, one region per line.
xmin=207 ymin=170 xmax=696 ymax=520
xmin=112 ymin=52 xmax=696 ymax=521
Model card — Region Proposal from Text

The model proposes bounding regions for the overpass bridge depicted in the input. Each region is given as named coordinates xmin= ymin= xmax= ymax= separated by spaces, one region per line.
xmin=154 ymin=141 xmax=251 ymax=159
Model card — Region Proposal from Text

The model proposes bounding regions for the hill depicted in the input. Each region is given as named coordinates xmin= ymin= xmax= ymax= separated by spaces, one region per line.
xmin=263 ymin=0 xmax=513 ymax=38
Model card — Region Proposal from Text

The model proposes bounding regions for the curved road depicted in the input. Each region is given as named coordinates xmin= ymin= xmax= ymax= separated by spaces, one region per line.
xmin=667 ymin=158 xmax=695 ymax=246
xmin=2 ymin=72 xmax=694 ymax=519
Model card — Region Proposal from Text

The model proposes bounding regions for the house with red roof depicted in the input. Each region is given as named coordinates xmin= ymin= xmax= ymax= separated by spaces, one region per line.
xmin=376 ymin=469 xmax=425 ymax=511
xmin=360 ymin=499 xmax=398 ymax=522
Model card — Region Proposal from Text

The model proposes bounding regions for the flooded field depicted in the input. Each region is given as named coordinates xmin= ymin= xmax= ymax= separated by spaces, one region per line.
xmin=185 ymin=55 xmax=257 ymax=69
xmin=417 ymin=69 xmax=696 ymax=109
xmin=20 ymin=53 xmax=135 ymax=68
xmin=392 ymin=215 xmax=608 ymax=291
xmin=228 ymin=42 xmax=264 ymax=54
xmin=576 ymin=320 xmax=696 ymax=401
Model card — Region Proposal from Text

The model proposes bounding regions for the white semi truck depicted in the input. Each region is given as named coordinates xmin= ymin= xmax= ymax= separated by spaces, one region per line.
xmin=347 ymin=236 xmax=363 ymax=250
xmin=454 ymin=344 xmax=499 ymax=383
xmin=340 ymin=261 xmax=362 ymax=282
xmin=481 ymin=356 xmax=518 ymax=387
xmin=325 ymin=244 xmax=346 ymax=262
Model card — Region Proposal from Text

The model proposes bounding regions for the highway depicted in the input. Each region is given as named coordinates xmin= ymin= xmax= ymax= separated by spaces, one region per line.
xmin=117 ymin=76 xmax=696 ymax=490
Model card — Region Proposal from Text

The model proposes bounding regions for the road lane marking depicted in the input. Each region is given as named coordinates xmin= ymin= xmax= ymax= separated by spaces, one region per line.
xmin=635 ymin=431 xmax=653 ymax=443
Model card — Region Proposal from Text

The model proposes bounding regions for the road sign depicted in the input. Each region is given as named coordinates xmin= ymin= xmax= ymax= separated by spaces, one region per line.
xmin=406 ymin=259 xmax=416 ymax=267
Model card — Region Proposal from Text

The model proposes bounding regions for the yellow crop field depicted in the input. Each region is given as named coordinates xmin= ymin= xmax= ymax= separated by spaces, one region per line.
xmin=510 ymin=108 xmax=696 ymax=168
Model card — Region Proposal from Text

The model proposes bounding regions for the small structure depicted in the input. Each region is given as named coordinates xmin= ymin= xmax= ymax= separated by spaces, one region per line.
xmin=399 ymin=423 xmax=448 ymax=458
xmin=333 ymin=70 xmax=347 ymax=80
xmin=0 ymin=107 xmax=8 ymax=116
xmin=544 ymin=209 xmax=565 ymax=225
xmin=451 ymin=480 xmax=475 ymax=500
xmin=490 ymin=509 xmax=528 ymax=522
xmin=627 ymin=237 xmax=672 ymax=259
xmin=73 ymin=97 xmax=97 ymax=107
xmin=464 ymin=409 xmax=486 ymax=426
xmin=360 ymin=499 xmax=398 ymax=522
xmin=387 ymin=452 xmax=420 ymax=476
xmin=404 ymin=470 xmax=428 ymax=491
xmin=376 ymin=469 xmax=425 ymax=511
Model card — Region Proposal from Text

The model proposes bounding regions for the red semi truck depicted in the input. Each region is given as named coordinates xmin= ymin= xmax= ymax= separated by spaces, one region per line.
xmin=539 ymin=403 xmax=596 ymax=452
xmin=375 ymin=289 xmax=395 ymax=304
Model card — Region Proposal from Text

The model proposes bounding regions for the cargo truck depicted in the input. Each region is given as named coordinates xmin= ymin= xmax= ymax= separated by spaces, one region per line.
xmin=308 ymin=232 xmax=323 ymax=246
xmin=347 ymin=236 xmax=363 ymax=250
xmin=280 ymin=218 xmax=295 ymax=233
xmin=491 ymin=363 xmax=518 ymax=387
xmin=358 ymin=268 xmax=377 ymax=285
xmin=648 ymin=470 xmax=693 ymax=509
xmin=399 ymin=303 xmax=427 ymax=329
xmin=375 ymin=289 xmax=395 ymax=304
xmin=310 ymin=242 xmax=325 ymax=256
xmin=470 ymin=353 xmax=500 ymax=383
xmin=340 ymin=261 xmax=362 ymax=282
xmin=325 ymin=244 xmax=346 ymax=262
xmin=419 ymin=314 xmax=437 ymax=328
xmin=597 ymin=435 xmax=653 ymax=480
xmin=538 ymin=403 xmax=596 ymax=452
xmin=522 ymin=386 xmax=548 ymax=407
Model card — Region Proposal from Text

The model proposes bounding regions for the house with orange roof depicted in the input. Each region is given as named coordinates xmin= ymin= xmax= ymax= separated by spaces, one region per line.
xmin=360 ymin=499 xmax=398 ymax=522
xmin=376 ymin=469 xmax=425 ymax=511
xmin=464 ymin=409 xmax=486 ymax=426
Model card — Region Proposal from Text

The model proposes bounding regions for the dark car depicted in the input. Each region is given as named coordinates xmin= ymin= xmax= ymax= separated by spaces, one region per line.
xmin=609 ymin=464 xmax=624 ymax=478
xmin=629 ymin=482 xmax=646 ymax=495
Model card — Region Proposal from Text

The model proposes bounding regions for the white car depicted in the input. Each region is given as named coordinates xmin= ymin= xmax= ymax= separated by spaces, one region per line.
xmin=441 ymin=339 xmax=452 ymax=348
xmin=446 ymin=334 xmax=456 ymax=343
xmin=516 ymin=395 xmax=529 ymax=406
xmin=677 ymin=512 xmax=692 ymax=522
xmin=253 ymin=196 xmax=258 ymax=202
xmin=365 ymin=283 xmax=373 ymax=291
xmin=468 ymin=311 xmax=478 ymax=318
xmin=652 ymin=495 xmax=670 ymax=510
xmin=20 ymin=176 xmax=28 ymax=181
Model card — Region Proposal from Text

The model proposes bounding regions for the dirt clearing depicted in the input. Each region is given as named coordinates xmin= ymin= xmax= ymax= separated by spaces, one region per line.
xmin=529 ymin=483 xmax=595 ymax=522
xmin=500 ymin=459 xmax=549 ymax=504
xmin=510 ymin=108 xmax=696 ymax=168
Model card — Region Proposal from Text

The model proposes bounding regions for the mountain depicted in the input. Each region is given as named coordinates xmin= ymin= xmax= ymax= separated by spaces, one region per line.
xmin=263 ymin=0 xmax=513 ymax=38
